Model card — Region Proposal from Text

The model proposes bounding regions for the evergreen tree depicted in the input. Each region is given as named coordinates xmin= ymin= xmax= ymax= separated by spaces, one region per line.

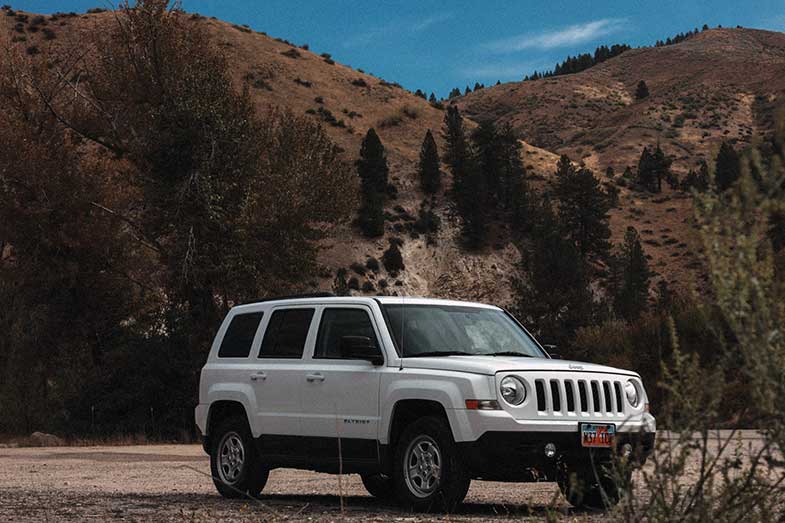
xmin=428 ymin=92 xmax=437 ymax=103
xmin=443 ymin=105 xmax=468 ymax=175
xmin=448 ymin=87 xmax=461 ymax=99
xmin=715 ymin=141 xmax=741 ymax=191
xmin=464 ymin=85 xmax=472 ymax=95
xmin=382 ymin=240 xmax=405 ymax=276
xmin=637 ymin=144 xmax=671 ymax=192
xmin=356 ymin=128 xmax=388 ymax=237
xmin=605 ymin=166 xmax=615 ymax=179
xmin=514 ymin=199 xmax=594 ymax=346
xmin=443 ymin=106 xmax=486 ymax=248
xmin=554 ymin=157 xmax=612 ymax=261
xmin=611 ymin=226 xmax=652 ymax=320
xmin=680 ymin=160 xmax=710 ymax=192
xmin=635 ymin=80 xmax=649 ymax=100
xmin=418 ymin=129 xmax=441 ymax=194
xmin=494 ymin=123 xmax=529 ymax=229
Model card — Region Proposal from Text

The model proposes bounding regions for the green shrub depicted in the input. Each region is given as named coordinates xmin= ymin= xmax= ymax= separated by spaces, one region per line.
xmin=382 ymin=240 xmax=405 ymax=276
xmin=365 ymin=257 xmax=380 ymax=272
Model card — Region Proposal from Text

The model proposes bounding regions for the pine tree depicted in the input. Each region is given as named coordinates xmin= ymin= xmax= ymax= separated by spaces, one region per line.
xmin=554 ymin=157 xmax=612 ymax=261
xmin=680 ymin=160 xmax=710 ymax=192
xmin=637 ymin=145 xmax=671 ymax=192
xmin=428 ymin=92 xmax=437 ymax=104
xmin=448 ymin=87 xmax=461 ymax=99
xmin=418 ymin=129 xmax=440 ymax=194
xmin=464 ymin=85 xmax=472 ymax=95
xmin=443 ymin=106 xmax=486 ymax=248
xmin=356 ymin=128 xmax=388 ymax=237
xmin=514 ymin=198 xmax=594 ymax=345
xmin=635 ymin=80 xmax=649 ymax=100
xmin=382 ymin=240 xmax=405 ymax=276
xmin=612 ymin=226 xmax=651 ymax=320
xmin=715 ymin=141 xmax=741 ymax=191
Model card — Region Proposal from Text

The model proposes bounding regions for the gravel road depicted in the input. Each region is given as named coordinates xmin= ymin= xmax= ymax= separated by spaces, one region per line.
xmin=0 ymin=432 xmax=767 ymax=522
xmin=0 ymin=444 xmax=585 ymax=522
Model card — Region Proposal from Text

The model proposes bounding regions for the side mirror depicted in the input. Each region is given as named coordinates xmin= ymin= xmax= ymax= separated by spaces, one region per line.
xmin=543 ymin=344 xmax=560 ymax=359
xmin=340 ymin=336 xmax=384 ymax=366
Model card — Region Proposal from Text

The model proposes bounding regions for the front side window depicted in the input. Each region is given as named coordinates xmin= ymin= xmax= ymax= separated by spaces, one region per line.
xmin=382 ymin=304 xmax=545 ymax=358
xmin=217 ymin=312 xmax=264 ymax=358
xmin=315 ymin=308 xmax=378 ymax=359
xmin=259 ymin=308 xmax=314 ymax=358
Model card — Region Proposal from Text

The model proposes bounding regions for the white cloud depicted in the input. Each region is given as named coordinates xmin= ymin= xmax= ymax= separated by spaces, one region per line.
xmin=412 ymin=13 xmax=453 ymax=32
xmin=343 ymin=12 xmax=453 ymax=47
xmin=484 ymin=18 xmax=627 ymax=53
xmin=461 ymin=60 xmax=548 ymax=79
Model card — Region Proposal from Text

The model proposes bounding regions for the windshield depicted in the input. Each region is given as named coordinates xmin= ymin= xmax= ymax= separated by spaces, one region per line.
xmin=382 ymin=304 xmax=546 ymax=358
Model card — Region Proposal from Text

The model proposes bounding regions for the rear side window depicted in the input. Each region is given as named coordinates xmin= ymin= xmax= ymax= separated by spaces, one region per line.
xmin=218 ymin=312 xmax=264 ymax=358
xmin=259 ymin=308 xmax=315 ymax=358
xmin=316 ymin=308 xmax=377 ymax=359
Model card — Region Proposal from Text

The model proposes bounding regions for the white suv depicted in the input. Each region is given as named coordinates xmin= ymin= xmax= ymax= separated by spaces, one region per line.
xmin=195 ymin=295 xmax=656 ymax=511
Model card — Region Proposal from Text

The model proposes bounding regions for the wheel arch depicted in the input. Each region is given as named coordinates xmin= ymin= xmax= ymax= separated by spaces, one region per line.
xmin=204 ymin=400 xmax=251 ymax=452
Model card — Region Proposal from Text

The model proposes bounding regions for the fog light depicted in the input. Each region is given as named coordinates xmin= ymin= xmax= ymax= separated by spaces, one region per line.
xmin=544 ymin=443 xmax=556 ymax=458
xmin=621 ymin=443 xmax=633 ymax=458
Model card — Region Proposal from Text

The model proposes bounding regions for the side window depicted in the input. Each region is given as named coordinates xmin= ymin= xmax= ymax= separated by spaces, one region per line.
xmin=315 ymin=308 xmax=377 ymax=359
xmin=259 ymin=308 xmax=315 ymax=358
xmin=218 ymin=312 xmax=264 ymax=358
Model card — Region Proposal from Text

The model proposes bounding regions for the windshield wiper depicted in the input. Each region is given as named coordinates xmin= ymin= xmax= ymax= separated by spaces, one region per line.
xmin=405 ymin=350 xmax=475 ymax=358
xmin=487 ymin=351 xmax=535 ymax=357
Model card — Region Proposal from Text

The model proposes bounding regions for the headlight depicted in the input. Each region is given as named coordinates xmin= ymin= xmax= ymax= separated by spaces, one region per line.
xmin=625 ymin=380 xmax=640 ymax=407
xmin=500 ymin=376 xmax=526 ymax=405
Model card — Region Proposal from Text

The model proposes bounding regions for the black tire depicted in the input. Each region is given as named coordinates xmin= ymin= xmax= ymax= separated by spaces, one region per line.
xmin=557 ymin=463 xmax=625 ymax=510
xmin=361 ymin=473 xmax=395 ymax=500
xmin=392 ymin=416 xmax=470 ymax=512
xmin=209 ymin=415 xmax=269 ymax=499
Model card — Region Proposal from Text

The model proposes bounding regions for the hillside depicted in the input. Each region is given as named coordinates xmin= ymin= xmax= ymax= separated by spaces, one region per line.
xmin=4 ymin=9 xmax=784 ymax=300
xmin=1 ymin=8 xmax=561 ymax=304
xmin=458 ymin=27 xmax=785 ymax=293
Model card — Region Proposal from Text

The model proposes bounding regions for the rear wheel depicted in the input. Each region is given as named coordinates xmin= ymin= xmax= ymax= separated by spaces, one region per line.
xmin=361 ymin=473 xmax=394 ymax=499
xmin=209 ymin=415 xmax=269 ymax=499
xmin=392 ymin=416 xmax=470 ymax=512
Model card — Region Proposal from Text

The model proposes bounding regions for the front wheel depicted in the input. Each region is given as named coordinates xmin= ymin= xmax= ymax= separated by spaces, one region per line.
xmin=557 ymin=464 xmax=626 ymax=510
xmin=209 ymin=416 xmax=269 ymax=499
xmin=392 ymin=416 xmax=470 ymax=512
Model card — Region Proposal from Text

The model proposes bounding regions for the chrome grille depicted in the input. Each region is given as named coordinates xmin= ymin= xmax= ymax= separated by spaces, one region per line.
xmin=535 ymin=378 xmax=625 ymax=415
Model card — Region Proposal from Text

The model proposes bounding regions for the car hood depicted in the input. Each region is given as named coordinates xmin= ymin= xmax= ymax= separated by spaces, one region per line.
xmin=399 ymin=355 xmax=639 ymax=377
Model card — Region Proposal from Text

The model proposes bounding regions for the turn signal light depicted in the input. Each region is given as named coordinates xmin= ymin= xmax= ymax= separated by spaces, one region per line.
xmin=465 ymin=399 xmax=501 ymax=410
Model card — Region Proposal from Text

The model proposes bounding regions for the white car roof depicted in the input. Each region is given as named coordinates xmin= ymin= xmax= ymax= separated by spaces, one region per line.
xmin=230 ymin=295 xmax=501 ymax=312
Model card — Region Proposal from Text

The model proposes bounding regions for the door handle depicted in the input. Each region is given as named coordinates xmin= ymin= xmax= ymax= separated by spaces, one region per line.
xmin=306 ymin=373 xmax=325 ymax=382
xmin=250 ymin=372 xmax=266 ymax=381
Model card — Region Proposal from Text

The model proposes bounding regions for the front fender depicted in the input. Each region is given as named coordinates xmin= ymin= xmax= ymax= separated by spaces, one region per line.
xmin=379 ymin=369 xmax=495 ymax=443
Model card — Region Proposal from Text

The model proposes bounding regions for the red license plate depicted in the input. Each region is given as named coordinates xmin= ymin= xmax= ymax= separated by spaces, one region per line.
xmin=581 ymin=423 xmax=615 ymax=448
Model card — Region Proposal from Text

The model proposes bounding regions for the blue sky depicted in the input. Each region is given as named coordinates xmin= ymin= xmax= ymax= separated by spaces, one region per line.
xmin=10 ymin=1 xmax=785 ymax=96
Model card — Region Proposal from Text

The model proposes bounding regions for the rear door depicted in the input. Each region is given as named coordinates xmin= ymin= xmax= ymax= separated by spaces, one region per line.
xmin=299 ymin=305 xmax=384 ymax=462
xmin=251 ymin=306 xmax=316 ymax=438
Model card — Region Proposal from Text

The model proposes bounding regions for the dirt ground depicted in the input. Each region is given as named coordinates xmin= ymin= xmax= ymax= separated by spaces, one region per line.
xmin=0 ymin=432 xmax=767 ymax=522
xmin=0 ymin=444 xmax=591 ymax=522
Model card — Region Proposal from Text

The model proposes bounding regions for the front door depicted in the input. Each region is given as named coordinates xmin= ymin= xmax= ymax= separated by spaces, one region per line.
xmin=299 ymin=305 xmax=384 ymax=463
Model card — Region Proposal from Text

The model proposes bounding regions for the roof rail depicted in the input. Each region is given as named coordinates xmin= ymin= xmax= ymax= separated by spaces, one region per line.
xmin=252 ymin=292 xmax=336 ymax=303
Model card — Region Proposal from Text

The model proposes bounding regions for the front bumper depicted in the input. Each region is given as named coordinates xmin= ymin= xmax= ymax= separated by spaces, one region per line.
xmin=457 ymin=429 xmax=655 ymax=482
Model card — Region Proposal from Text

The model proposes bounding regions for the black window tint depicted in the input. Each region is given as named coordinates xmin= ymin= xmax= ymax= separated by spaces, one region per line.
xmin=259 ymin=309 xmax=314 ymax=358
xmin=218 ymin=312 xmax=264 ymax=358
xmin=316 ymin=308 xmax=377 ymax=359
